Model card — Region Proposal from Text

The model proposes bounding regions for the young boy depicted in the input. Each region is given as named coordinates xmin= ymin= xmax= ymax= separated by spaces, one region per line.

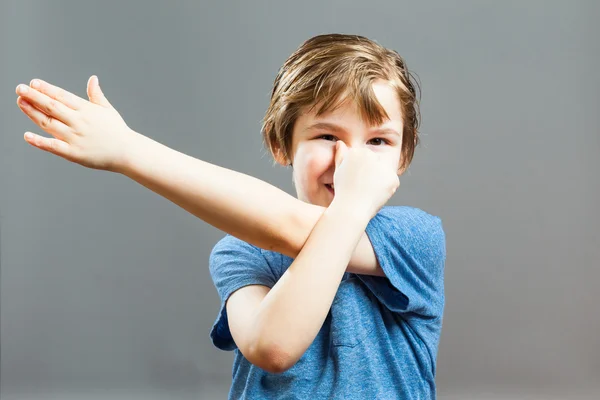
xmin=15 ymin=34 xmax=445 ymax=399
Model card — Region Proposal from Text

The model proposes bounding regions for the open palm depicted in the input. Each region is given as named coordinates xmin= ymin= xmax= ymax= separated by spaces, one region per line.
xmin=16 ymin=76 xmax=137 ymax=172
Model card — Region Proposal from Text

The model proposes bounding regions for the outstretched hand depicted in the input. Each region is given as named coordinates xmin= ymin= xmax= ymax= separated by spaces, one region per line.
xmin=16 ymin=76 xmax=138 ymax=172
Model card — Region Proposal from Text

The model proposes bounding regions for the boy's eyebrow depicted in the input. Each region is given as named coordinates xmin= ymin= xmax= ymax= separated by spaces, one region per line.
xmin=304 ymin=122 xmax=401 ymax=136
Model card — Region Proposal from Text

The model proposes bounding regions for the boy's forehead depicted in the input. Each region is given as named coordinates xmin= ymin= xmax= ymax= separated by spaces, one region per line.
xmin=298 ymin=101 xmax=368 ymax=127
xmin=297 ymin=105 xmax=403 ymax=134
xmin=298 ymin=120 xmax=402 ymax=138
xmin=294 ymin=81 xmax=403 ymax=136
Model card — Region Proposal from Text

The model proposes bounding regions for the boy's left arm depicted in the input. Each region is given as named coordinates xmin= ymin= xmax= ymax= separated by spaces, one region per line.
xmin=239 ymin=201 xmax=371 ymax=372
xmin=234 ymin=141 xmax=397 ymax=371
xmin=283 ymin=202 xmax=385 ymax=276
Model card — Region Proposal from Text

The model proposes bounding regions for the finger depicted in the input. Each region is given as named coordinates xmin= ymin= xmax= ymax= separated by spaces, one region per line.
xmin=29 ymin=78 xmax=88 ymax=110
xmin=334 ymin=141 xmax=347 ymax=168
xmin=23 ymin=131 xmax=72 ymax=159
xmin=17 ymin=96 xmax=74 ymax=141
xmin=87 ymin=75 xmax=113 ymax=108
xmin=16 ymin=84 xmax=77 ymax=127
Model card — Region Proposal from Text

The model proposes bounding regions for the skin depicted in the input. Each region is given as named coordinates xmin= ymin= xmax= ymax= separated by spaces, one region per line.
xmin=282 ymin=79 xmax=404 ymax=208
xmin=227 ymin=80 xmax=404 ymax=372
xmin=15 ymin=76 xmax=405 ymax=373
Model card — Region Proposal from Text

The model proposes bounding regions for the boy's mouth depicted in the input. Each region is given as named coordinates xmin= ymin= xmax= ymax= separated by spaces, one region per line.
xmin=325 ymin=183 xmax=335 ymax=195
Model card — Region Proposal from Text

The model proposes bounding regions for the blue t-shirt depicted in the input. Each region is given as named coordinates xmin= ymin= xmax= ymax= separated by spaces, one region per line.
xmin=209 ymin=206 xmax=446 ymax=399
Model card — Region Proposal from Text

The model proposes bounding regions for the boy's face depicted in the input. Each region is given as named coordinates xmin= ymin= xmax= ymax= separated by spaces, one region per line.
xmin=282 ymin=79 xmax=404 ymax=208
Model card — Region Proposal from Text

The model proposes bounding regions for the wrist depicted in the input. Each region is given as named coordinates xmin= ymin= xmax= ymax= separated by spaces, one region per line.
xmin=112 ymin=130 xmax=152 ymax=175
xmin=327 ymin=198 xmax=373 ymax=227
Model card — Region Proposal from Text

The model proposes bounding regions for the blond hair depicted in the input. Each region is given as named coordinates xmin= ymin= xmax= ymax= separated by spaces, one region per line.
xmin=261 ymin=33 xmax=421 ymax=171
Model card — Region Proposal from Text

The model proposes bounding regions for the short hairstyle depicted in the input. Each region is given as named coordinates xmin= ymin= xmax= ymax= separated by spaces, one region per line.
xmin=261 ymin=33 xmax=421 ymax=172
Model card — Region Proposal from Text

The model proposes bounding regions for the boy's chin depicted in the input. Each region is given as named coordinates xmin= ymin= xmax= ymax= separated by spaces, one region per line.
xmin=320 ymin=199 xmax=334 ymax=208
xmin=301 ymin=189 xmax=335 ymax=208
xmin=313 ymin=194 xmax=334 ymax=208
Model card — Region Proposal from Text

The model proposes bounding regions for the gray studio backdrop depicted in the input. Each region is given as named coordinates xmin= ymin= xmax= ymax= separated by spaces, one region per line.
xmin=1 ymin=1 xmax=599 ymax=399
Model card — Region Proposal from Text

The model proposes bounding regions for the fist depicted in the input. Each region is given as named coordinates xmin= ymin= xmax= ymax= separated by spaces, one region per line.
xmin=331 ymin=141 xmax=400 ymax=219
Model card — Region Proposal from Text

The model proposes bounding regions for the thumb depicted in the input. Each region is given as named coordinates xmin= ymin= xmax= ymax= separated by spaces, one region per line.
xmin=334 ymin=140 xmax=347 ymax=168
xmin=87 ymin=75 xmax=113 ymax=108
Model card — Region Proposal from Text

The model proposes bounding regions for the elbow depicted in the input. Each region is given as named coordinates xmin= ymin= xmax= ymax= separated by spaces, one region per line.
xmin=284 ymin=202 xmax=323 ymax=259
xmin=248 ymin=340 xmax=296 ymax=374
xmin=262 ymin=351 xmax=295 ymax=374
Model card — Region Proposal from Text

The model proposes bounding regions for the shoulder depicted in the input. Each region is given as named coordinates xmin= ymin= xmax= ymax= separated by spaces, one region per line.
xmin=210 ymin=234 xmax=259 ymax=255
xmin=375 ymin=206 xmax=444 ymax=238
xmin=370 ymin=206 xmax=446 ymax=261
xmin=209 ymin=235 xmax=264 ymax=271
xmin=359 ymin=206 xmax=446 ymax=318
xmin=208 ymin=234 xmax=282 ymax=279
xmin=210 ymin=234 xmax=285 ymax=263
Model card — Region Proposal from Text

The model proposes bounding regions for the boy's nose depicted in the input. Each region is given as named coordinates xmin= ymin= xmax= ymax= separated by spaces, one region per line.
xmin=337 ymin=140 xmax=355 ymax=149
xmin=339 ymin=141 xmax=365 ymax=150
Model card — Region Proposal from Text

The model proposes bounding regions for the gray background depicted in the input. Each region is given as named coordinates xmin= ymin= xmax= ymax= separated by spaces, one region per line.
xmin=1 ymin=0 xmax=599 ymax=399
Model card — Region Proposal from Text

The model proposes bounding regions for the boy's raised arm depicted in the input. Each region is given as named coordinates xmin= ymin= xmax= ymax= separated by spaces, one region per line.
xmin=120 ymin=132 xmax=384 ymax=277
xmin=15 ymin=77 xmax=383 ymax=276
xmin=119 ymin=131 xmax=297 ymax=255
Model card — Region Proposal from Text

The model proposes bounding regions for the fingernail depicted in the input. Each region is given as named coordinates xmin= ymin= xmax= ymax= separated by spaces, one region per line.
xmin=18 ymin=84 xmax=28 ymax=94
xmin=31 ymin=79 xmax=40 ymax=89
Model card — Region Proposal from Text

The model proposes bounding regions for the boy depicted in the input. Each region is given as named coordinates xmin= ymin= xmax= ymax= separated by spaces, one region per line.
xmin=15 ymin=34 xmax=445 ymax=399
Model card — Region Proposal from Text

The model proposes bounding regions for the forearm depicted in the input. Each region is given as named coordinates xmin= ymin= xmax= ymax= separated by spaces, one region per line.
xmin=287 ymin=203 xmax=384 ymax=276
xmin=251 ymin=202 xmax=370 ymax=367
xmin=117 ymin=131 xmax=382 ymax=275
xmin=117 ymin=131 xmax=297 ymax=253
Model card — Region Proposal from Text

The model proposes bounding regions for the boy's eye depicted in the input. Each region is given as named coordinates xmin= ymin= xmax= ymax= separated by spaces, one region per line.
xmin=317 ymin=135 xmax=389 ymax=146
xmin=369 ymin=138 xmax=388 ymax=146
xmin=318 ymin=134 xmax=337 ymax=141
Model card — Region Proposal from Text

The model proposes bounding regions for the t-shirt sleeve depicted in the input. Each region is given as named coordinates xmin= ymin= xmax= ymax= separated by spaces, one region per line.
xmin=357 ymin=206 xmax=446 ymax=319
xmin=208 ymin=234 xmax=278 ymax=351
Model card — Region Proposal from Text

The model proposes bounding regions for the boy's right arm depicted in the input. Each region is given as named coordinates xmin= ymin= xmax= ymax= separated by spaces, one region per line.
xmin=15 ymin=77 xmax=380 ymax=275
xmin=120 ymin=132 xmax=384 ymax=277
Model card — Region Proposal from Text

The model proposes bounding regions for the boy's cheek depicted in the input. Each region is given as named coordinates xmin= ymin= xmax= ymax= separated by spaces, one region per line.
xmin=298 ymin=145 xmax=334 ymax=170
xmin=375 ymin=148 xmax=403 ymax=172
